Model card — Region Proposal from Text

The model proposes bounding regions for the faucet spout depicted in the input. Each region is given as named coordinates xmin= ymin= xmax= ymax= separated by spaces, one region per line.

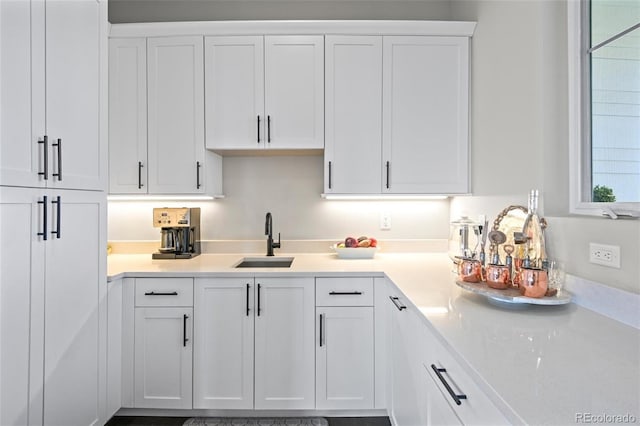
xmin=265 ymin=212 xmax=280 ymax=256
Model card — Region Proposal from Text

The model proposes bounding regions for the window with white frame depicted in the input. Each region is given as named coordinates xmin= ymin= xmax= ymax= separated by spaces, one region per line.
xmin=568 ymin=0 xmax=640 ymax=217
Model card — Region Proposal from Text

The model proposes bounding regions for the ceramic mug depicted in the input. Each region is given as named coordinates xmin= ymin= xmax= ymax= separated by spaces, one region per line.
xmin=519 ymin=268 xmax=548 ymax=298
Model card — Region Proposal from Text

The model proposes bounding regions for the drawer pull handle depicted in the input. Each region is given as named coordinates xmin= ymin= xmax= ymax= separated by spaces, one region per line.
xmin=431 ymin=364 xmax=467 ymax=406
xmin=389 ymin=296 xmax=406 ymax=311
xmin=329 ymin=291 xmax=362 ymax=295
xmin=144 ymin=291 xmax=178 ymax=296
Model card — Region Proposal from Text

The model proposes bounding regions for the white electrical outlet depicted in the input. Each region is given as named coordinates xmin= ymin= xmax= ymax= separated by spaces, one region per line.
xmin=380 ymin=212 xmax=391 ymax=230
xmin=589 ymin=243 xmax=621 ymax=268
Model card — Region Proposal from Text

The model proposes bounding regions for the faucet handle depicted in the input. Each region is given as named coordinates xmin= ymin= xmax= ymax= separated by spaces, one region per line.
xmin=273 ymin=232 xmax=281 ymax=249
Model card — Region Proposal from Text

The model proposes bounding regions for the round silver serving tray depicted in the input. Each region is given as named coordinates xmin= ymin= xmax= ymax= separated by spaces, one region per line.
xmin=455 ymin=279 xmax=571 ymax=306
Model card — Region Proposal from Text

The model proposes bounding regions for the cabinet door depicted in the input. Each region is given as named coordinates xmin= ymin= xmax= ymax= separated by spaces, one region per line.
xmin=147 ymin=36 xmax=205 ymax=194
xmin=43 ymin=189 xmax=106 ymax=426
xmin=205 ymin=36 xmax=265 ymax=151
xmin=264 ymin=36 xmax=324 ymax=150
xmin=194 ymin=278 xmax=254 ymax=409
xmin=389 ymin=296 xmax=423 ymax=426
xmin=254 ymin=277 xmax=315 ymax=409
xmin=45 ymin=0 xmax=104 ymax=191
xmin=382 ymin=36 xmax=469 ymax=194
xmin=134 ymin=307 xmax=193 ymax=409
xmin=107 ymin=278 xmax=123 ymax=419
xmin=0 ymin=187 xmax=45 ymax=426
xmin=0 ymin=0 xmax=45 ymax=188
xmin=324 ymin=36 xmax=382 ymax=194
xmin=109 ymin=38 xmax=148 ymax=194
xmin=316 ymin=307 xmax=374 ymax=409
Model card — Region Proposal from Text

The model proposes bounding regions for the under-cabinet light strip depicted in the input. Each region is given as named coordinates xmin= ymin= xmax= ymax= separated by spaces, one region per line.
xmin=321 ymin=194 xmax=449 ymax=201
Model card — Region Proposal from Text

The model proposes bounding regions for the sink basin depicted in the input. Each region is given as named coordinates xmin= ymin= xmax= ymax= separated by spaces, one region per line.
xmin=234 ymin=257 xmax=294 ymax=268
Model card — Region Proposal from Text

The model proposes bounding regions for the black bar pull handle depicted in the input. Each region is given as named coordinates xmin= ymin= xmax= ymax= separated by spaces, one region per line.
xmin=385 ymin=161 xmax=390 ymax=189
xmin=329 ymin=291 xmax=362 ymax=296
xmin=196 ymin=161 xmax=201 ymax=189
xmin=389 ymin=296 xmax=406 ymax=311
xmin=328 ymin=161 xmax=332 ymax=189
xmin=138 ymin=161 xmax=144 ymax=189
xmin=267 ymin=115 xmax=271 ymax=143
xmin=37 ymin=196 xmax=48 ymax=241
xmin=51 ymin=196 xmax=61 ymax=239
xmin=257 ymin=283 xmax=262 ymax=316
xmin=431 ymin=364 xmax=467 ymax=406
xmin=144 ymin=291 xmax=178 ymax=296
xmin=38 ymin=136 xmax=49 ymax=180
xmin=246 ymin=283 xmax=250 ymax=316
xmin=319 ymin=313 xmax=324 ymax=347
xmin=257 ymin=115 xmax=261 ymax=143
xmin=52 ymin=138 xmax=62 ymax=181
xmin=183 ymin=314 xmax=189 ymax=347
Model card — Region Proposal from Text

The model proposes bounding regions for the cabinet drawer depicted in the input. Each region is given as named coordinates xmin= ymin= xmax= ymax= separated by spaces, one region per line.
xmin=422 ymin=329 xmax=509 ymax=425
xmin=316 ymin=277 xmax=374 ymax=306
xmin=135 ymin=278 xmax=193 ymax=307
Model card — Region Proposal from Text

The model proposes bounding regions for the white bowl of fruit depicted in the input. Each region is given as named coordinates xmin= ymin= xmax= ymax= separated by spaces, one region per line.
xmin=332 ymin=236 xmax=378 ymax=259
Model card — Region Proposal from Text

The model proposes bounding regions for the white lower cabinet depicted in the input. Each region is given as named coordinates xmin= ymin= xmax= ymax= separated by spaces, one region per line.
xmin=254 ymin=277 xmax=315 ymax=409
xmin=388 ymin=283 xmax=509 ymax=426
xmin=193 ymin=277 xmax=255 ymax=409
xmin=389 ymin=293 xmax=424 ymax=426
xmin=133 ymin=278 xmax=193 ymax=409
xmin=315 ymin=277 xmax=375 ymax=410
xmin=193 ymin=276 xmax=315 ymax=410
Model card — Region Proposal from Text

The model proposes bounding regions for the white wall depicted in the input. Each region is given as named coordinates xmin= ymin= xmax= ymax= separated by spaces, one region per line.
xmin=450 ymin=0 xmax=640 ymax=294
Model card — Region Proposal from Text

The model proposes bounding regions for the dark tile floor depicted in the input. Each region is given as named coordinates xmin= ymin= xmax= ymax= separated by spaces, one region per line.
xmin=105 ymin=416 xmax=391 ymax=426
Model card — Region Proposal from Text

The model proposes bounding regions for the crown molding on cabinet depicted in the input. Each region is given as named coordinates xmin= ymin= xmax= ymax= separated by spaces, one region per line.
xmin=109 ymin=20 xmax=477 ymax=38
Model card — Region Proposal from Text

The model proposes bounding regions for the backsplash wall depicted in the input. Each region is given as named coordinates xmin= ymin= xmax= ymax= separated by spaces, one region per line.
xmin=108 ymin=155 xmax=451 ymax=242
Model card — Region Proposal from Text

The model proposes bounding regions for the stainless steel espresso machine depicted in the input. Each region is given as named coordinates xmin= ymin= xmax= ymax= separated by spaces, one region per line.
xmin=152 ymin=207 xmax=201 ymax=259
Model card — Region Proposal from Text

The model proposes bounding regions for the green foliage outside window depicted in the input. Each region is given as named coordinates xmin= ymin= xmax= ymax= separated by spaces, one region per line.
xmin=593 ymin=184 xmax=616 ymax=202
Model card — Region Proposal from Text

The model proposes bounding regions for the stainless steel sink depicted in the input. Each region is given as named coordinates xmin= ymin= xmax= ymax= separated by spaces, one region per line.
xmin=234 ymin=257 xmax=294 ymax=268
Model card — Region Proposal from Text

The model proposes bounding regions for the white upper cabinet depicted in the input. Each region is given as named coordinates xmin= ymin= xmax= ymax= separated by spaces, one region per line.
xmin=147 ymin=36 xmax=207 ymax=194
xmin=0 ymin=0 xmax=42 ymax=187
xmin=205 ymin=36 xmax=265 ymax=150
xmin=205 ymin=35 xmax=324 ymax=151
xmin=109 ymin=36 xmax=223 ymax=196
xmin=109 ymin=38 xmax=148 ymax=193
xmin=324 ymin=36 xmax=383 ymax=194
xmin=382 ymin=36 xmax=470 ymax=194
xmin=1 ymin=0 xmax=105 ymax=191
xmin=264 ymin=36 xmax=324 ymax=150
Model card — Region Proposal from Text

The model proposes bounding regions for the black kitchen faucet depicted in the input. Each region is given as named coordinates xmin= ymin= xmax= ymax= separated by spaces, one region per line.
xmin=265 ymin=212 xmax=281 ymax=256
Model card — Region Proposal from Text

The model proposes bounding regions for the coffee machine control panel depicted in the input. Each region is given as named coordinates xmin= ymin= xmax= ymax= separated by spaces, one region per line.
xmin=153 ymin=208 xmax=191 ymax=228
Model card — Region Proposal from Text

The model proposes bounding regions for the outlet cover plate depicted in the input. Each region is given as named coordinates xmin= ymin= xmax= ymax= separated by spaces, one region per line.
xmin=589 ymin=243 xmax=621 ymax=268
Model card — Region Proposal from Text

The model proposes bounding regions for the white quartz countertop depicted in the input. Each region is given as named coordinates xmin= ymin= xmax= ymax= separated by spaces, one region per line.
xmin=108 ymin=252 xmax=640 ymax=425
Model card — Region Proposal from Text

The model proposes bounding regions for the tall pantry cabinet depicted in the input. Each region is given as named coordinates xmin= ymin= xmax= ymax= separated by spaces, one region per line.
xmin=0 ymin=1 xmax=109 ymax=425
